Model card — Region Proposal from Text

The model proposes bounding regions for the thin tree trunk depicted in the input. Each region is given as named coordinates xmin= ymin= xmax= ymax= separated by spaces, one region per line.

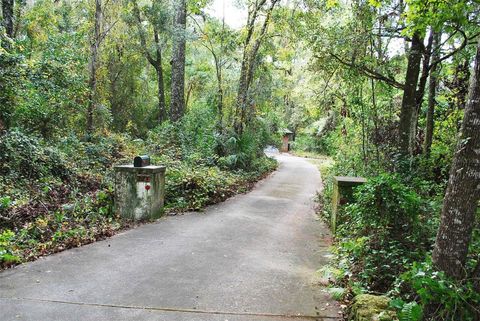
xmin=431 ymin=37 xmax=480 ymax=280
xmin=371 ymin=78 xmax=381 ymax=166
xmin=359 ymin=86 xmax=367 ymax=166
xmin=193 ymin=16 xmax=225 ymax=131
xmin=154 ymin=28 xmax=167 ymax=122
xmin=214 ymin=55 xmax=223 ymax=130
xmin=398 ymin=32 xmax=424 ymax=156
xmin=86 ymin=0 xmax=102 ymax=136
xmin=156 ymin=66 xmax=167 ymax=122
xmin=170 ymin=0 xmax=186 ymax=122
xmin=185 ymin=81 xmax=193 ymax=109
xmin=216 ymin=17 xmax=225 ymax=132
xmin=132 ymin=1 xmax=166 ymax=123
xmin=1 ymin=0 xmax=14 ymax=38
xmin=424 ymin=31 xmax=441 ymax=155
xmin=368 ymin=35 xmax=381 ymax=166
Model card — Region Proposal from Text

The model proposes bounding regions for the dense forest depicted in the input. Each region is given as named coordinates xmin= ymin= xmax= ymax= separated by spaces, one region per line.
xmin=1 ymin=0 xmax=479 ymax=320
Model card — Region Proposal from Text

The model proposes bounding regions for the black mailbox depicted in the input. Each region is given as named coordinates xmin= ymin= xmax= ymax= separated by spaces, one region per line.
xmin=134 ymin=155 xmax=151 ymax=167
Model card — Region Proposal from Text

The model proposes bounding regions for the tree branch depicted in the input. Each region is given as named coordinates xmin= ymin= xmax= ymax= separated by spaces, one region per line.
xmin=327 ymin=52 xmax=405 ymax=90
xmin=131 ymin=0 xmax=156 ymax=67
xmin=428 ymin=29 xmax=478 ymax=71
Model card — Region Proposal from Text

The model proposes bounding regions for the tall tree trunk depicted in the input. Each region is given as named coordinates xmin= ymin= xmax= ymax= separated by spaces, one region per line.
xmin=0 ymin=0 xmax=15 ymax=131
xmin=132 ymin=1 xmax=166 ymax=123
xmin=154 ymin=29 xmax=167 ymax=122
xmin=216 ymin=18 xmax=225 ymax=132
xmin=398 ymin=32 xmax=423 ymax=156
xmin=431 ymin=37 xmax=480 ymax=280
xmin=1 ymin=0 xmax=14 ymax=38
xmin=423 ymin=31 xmax=441 ymax=155
xmin=86 ymin=0 xmax=102 ymax=136
xmin=170 ymin=0 xmax=186 ymax=122
xmin=234 ymin=0 xmax=278 ymax=134
xmin=235 ymin=53 xmax=250 ymax=134
xmin=410 ymin=29 xmax=434 ymax=154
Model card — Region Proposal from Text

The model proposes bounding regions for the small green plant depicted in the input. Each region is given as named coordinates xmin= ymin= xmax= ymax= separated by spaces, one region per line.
xmin=0 ymin=196 xmax=12 ymax=209
xmin=390 ymin=299 xmax=423 ymax=321
xmin=0 ymin=230 xmax=20 ymax=266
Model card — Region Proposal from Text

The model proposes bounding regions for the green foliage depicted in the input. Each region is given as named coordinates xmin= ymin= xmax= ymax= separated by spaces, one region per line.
xmin=344 ymin=174 xmax=420 ymax=236
xmin=0 ymin=129 xmax=72 ymax=180
xmin=405 ymin=0 xmax=474 ymax=34
xmin=0 ymin=196 xmax=12 ymax=210
xmin=217 ymin=118 xmax=279 ymax=170
xmin=166 ymin=164 xmax=234 ymax=210
xmin=292 ymin=132 xmax=336 ymax=155
xmin=177 ymin=104 xmax=217 ymax=163
xmin=15 ymin=28 xmax=88 ymax=137
xmin=0 ymin=230 xmax=20 ymax=266
xmin=217 ymin=132 xmax=257 ymax=169
xmin=398 ymin=260 xmax=480 ymax=321
xmin=2 ymin=186 xmax=119 ymax=268
xmin=0 ymin=7 xmax=477 ymax=321
xmin=390 ymin=300 xmax=423 ymax=321
xmin=145 ymin=106 xmax=219 ymax=166
xmin=335 ymin=235 xmax=426 ymax=292
xmin=327 ymin=287 xmax=346 ymax=300
xmin=0 ymin=110 xmax=278 ymax=268
xmin=329 ymin=174 xmax=434 ymax=293
xmin=0 ymin=42 xmax=24 ymax=129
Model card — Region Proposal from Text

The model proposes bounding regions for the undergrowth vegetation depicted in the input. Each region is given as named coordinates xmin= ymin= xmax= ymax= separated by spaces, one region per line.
xmin=0 ymin=110 xmax=277 ymax=269
xmin=307 ymin=120 xmax=480 ymax=320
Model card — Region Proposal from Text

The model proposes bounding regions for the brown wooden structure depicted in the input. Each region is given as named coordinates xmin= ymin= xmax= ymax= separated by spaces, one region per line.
xmin=281 ymin=129 xmax=294 ymax=152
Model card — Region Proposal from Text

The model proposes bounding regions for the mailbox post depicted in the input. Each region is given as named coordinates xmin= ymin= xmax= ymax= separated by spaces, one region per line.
xmin=331 ymin=176 xmax=366 ymax=233
xmin=114 ymin=157 xmax=165 ymax=220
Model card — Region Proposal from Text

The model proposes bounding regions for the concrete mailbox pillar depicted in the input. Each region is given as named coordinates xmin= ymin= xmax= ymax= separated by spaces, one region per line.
xmin=114 ymin=164 xmax=166 ymax=220
xmin=331 ymin=176 xmax=366 ymax=233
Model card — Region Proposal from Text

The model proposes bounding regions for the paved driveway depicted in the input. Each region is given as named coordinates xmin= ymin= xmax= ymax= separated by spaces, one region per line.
xmin=0 ymin=154 xmax=340 ymax=321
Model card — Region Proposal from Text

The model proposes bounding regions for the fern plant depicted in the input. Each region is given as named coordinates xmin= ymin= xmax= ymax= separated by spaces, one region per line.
xmin=398 ymin=302 xmax=422 ymax=321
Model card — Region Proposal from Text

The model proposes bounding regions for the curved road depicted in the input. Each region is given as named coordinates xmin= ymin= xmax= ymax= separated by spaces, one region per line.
xmin=0 ymin=154 xmax=340 ymax=321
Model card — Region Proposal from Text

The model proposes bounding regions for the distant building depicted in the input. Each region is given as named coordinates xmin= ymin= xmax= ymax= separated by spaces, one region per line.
xmin=281 ymin=129 xmax=294 ymax=152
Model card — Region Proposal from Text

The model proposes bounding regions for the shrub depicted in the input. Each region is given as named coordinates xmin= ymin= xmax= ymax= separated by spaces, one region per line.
xmin=0 ymin=129 xmax=71 ymax=180
xmin=165 ymin=164 xmax=235 ymax=210
xmin=342 ymin=173 xmax=421 ymax=237
xmin=334 ymin=174 xmax=430 ymax=292
xmin=164 ymin=154 xmax=276 ymax=211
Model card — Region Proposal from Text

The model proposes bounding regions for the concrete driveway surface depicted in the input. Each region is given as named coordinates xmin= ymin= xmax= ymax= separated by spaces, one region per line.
xmin=0 ymin=154 xmax=341 ymax=321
